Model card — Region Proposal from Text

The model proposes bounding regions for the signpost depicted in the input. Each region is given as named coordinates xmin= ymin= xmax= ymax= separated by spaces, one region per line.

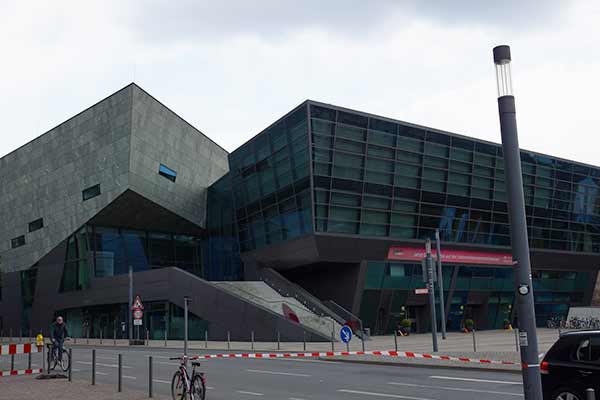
xmin=424 ymin=239 xmax=438 ymax=353
xmin=131 ymin=295 xmax=144 ymax=343
xmin=435 ymin=229 xmax=447 ymax=340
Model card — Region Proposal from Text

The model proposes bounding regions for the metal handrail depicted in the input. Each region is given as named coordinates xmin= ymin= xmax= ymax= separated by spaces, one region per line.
xmin=322 ymin=300 xmax=364 ymax=333
xmin=214 ymin=283 xmax=317 ymax=316
xmin=258 ymin=268 xmax=346 ymax=326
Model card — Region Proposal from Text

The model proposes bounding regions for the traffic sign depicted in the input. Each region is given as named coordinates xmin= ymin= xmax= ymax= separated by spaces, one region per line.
xmin=415 ymin=288 xmax=429 ymax=295
xmin=340 ymin=325 xmax=352 ymax=344
xmin=134 ymin=319 xmax=142 ymax=326
xmin=131 ymin=295 xmax=144 ymax=311
xmin=133 ymin=309 xmax=143 ymax=320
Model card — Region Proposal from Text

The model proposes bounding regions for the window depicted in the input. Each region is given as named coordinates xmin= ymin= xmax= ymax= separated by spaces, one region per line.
xmin=159 ymin=164 xmax=177 ymax=182
xmin=11 ymin=235 xmax=25 ymax=248
xmin=82 ymin=184 xmax=101 ymax=201
xmin=28 ymin=218 xmax=44 ymax=232
xmin=571 ymin=336 xmax=600 ymax=363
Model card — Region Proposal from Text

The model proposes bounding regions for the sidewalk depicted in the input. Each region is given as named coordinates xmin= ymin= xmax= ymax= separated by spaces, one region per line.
xmin=0 ymin=328 xmax=562 ymax=373
xmin=22 ymin=328 xmax=558 ymax=354
xmin=0 ymin=375 xmax=164 ymax=400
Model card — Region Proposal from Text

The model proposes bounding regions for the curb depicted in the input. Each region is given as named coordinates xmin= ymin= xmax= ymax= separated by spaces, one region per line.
xmin=317 ymin=357 xmax=521 ymax=373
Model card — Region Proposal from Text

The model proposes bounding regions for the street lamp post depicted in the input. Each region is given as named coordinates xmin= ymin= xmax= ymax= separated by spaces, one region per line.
xmin=493 ymin=45 xmax=543 ymax=400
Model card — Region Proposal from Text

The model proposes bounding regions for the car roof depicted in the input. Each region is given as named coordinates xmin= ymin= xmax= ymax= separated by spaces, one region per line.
xmin=560 ymin=329 xmax=600 ymax=337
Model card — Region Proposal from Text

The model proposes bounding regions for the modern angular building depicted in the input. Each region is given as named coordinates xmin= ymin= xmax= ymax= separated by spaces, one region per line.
xmin=1 ymin=83 xmax=599 ymax=339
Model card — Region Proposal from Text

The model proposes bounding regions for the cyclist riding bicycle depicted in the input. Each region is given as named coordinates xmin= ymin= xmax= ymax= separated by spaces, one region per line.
xmin=50 ymin=316 xmax=69 ymax=362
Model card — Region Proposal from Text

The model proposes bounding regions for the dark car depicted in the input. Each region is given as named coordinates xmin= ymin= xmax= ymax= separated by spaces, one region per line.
xmin=541 ymin=330 xmax=600 ymax=400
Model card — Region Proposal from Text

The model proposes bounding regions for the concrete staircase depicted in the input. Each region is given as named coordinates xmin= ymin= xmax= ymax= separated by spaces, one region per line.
xmin=213 ymin=281 xmax=343 ymax=340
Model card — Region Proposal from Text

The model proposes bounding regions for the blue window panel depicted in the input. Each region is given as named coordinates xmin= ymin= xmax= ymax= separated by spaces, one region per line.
xmin=159 ymin=164 xmax=177 ymax=182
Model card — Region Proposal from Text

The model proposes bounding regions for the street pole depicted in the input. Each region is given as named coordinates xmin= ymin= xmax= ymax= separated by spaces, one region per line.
xmin=184 ymin=296 xmax=190 ymax=357
xmin=128 ymin=265 xmax=133 ymax=342
xmin=435 ymin=229 xmax=446 ymax=340
xmin=425 ymin=239 xmax=438 ymax=352
xmin=493 ymin=45 xmax=543 ymax=400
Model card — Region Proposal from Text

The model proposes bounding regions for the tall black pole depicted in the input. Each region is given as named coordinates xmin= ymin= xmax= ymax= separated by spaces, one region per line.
xmin=128 ymin=265 xmax=133 ymax=342
xmin=493 ymin=45 xmax=543 ymax=400
xmin=435 ymin=229 xmax=446 ymax=340
xmin=184 ymin=296 xmax=190 ymax=357
xmin=425 ymin=239 xmax=438 ymax=352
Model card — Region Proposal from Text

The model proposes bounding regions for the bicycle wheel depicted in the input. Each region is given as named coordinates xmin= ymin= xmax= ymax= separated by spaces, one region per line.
xmin=47 ymin=348 xmax=57 ymax=371
xmin=60 ymin=349 xmax=70 ymax=372
xmin=171 ymin=370 xmax=186 ymax=400
xmin=191 ymin=374 xmax=206 ymax=400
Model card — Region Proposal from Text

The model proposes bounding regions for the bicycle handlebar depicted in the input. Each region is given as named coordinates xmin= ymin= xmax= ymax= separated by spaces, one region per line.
xmin=169 ymin=355 xmax=199 ymax=361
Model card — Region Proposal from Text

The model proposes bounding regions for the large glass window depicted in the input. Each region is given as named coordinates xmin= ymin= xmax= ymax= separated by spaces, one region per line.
xmin=306 ymin=104 xmax=600 ymax=253
xmin=60 ymin=227 xmax=91 ymax=291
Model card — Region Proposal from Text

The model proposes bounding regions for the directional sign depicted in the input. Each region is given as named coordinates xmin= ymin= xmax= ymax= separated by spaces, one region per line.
xmin=415 ymin=288 xmax=429 ymax=295
xmin=340 ymin=325 xmax=352 ymax=344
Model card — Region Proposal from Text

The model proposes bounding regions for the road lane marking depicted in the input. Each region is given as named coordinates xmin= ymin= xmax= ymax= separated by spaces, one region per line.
xmin=123 ymin=375 xmax=137 ymax=380
xmin=96 ymin=356 xmax=117 ymax=360
xmin=237 ymin=390 xmax=264 ymax=396
xmin=289 ymin=398 xmax=307 ymax=400
xmin=269 ymin=358 xmax=343 ymax=365
xmin=429 ymin=376 xmax=522 ymax=385
xmin=96 ymin=371 xmax=108 ymax=375
xmin=337 ymin=389 xmax=432 ymax=400
xmin=388 ymin=382 xmax=523 ymax=396
xmin=157 ymin=361 xmax=181 ymax=366
xmin=153 ymin=379 xmax=171 ymax=384
xmin=245 ymin=369 xmax=311 ymax=377
xmin=76 ymin=361 xmax=132 ymax=369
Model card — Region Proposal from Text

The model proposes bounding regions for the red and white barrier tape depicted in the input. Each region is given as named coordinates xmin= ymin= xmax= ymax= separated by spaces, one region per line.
xmin=0 ymin=368 xmax=42 ymax=377
xmin=192 ymin=350 xmax=516 ymax=366
xmin=0 ymin=343 xmax=39 ymax=356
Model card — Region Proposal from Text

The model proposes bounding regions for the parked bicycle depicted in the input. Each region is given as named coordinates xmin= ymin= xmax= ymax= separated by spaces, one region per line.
xmin=47 ymin=338 xmax=70 ymax=372
xmin=170 ymin=355 xmax=206 ymax=400
xmin=546 ymin=315 xmax=565 ymax=329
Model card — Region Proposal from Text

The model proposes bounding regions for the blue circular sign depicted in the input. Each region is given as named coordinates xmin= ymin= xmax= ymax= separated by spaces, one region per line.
xmin=340 ymin=325 xmax=352 ymax=344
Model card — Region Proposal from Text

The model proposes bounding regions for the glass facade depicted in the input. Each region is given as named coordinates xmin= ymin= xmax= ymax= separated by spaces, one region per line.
xmin=205 ymin=174 xmax=243 ymax=280
xmin=361 ymin=261 xmax=591 ymax=333
xmin=60 ymin=225 xmax=203 ymax=291
xmin=57 ymin=301 xmax=208 ymax=340
xmin=228 ymin=105 xmax=312 ymax=252
xmin=309 ymin=103 xmax=600 ymax=252
xmin=20 ymin=265 xmax=38 ymax=335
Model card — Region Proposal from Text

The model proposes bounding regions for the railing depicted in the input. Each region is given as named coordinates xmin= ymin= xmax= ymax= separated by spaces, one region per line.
xmin=215 ymin=282 xmax=318 ymax=319
xmin=257 ymin=268 xmax=347 ymax=328
xmin=322 ymin=300 xmax=365 ymax=338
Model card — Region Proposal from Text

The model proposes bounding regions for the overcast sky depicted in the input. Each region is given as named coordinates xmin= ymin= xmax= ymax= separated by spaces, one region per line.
xmin=1 ymin=1 xmax=599 ymax=166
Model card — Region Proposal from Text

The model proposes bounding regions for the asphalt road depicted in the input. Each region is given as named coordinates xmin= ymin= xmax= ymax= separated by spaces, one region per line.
xmin=23 ymin=345 xmax=525 ymax=400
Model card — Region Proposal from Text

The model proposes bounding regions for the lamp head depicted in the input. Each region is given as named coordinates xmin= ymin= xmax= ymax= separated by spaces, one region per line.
xmin=493 ymin=45 xmax=514 ymax=97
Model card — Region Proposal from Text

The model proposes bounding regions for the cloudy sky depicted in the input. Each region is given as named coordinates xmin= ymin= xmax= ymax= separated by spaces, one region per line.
xmin=1 ymin=1 xmax=599 ymax=165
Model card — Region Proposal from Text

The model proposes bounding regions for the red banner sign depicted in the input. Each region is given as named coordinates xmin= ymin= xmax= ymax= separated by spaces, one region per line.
xmin=387 ymin=246 xmax=514 ymax=266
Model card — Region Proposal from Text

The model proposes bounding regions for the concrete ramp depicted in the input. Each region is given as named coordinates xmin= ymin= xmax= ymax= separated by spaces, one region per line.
xmin=214 ymin=281 xmax=343 ymax=340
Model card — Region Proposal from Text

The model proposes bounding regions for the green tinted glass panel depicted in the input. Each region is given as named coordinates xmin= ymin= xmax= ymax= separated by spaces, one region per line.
xmin=330 ymin=206 xmax=360 ymax=221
